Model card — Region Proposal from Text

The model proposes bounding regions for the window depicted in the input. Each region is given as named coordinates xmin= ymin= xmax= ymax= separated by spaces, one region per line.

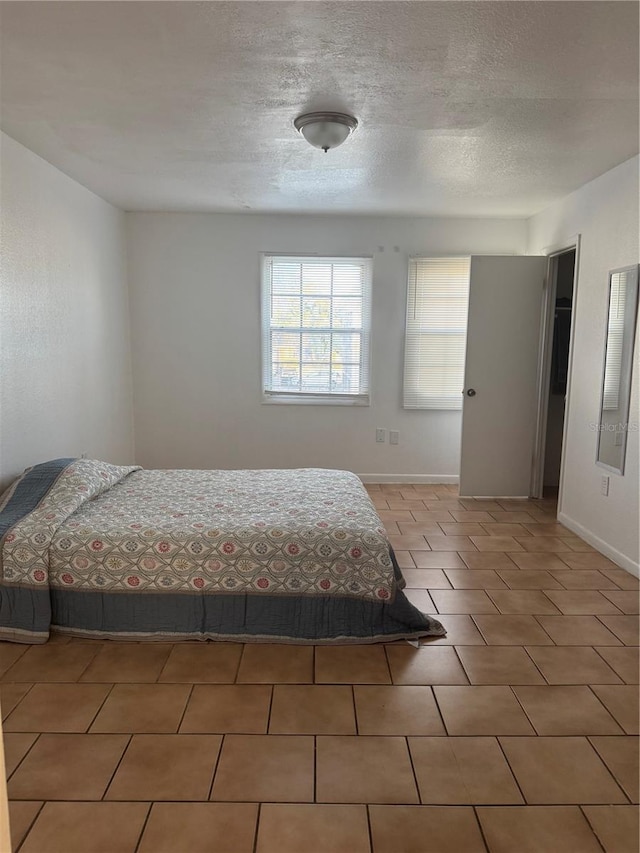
xmin=261 ymin=255 xmax=372 ymax=404
xmin=403 ymin=257 xmax=471 ymax=410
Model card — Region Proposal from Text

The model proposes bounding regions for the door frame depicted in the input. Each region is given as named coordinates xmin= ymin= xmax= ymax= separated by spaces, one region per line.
xmin=530 ymin=235 xmax=581 ymax=511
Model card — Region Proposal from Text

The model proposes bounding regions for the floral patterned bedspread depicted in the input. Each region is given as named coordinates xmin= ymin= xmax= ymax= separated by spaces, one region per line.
xmin=2 ymin=461 xmax=396 ymax=603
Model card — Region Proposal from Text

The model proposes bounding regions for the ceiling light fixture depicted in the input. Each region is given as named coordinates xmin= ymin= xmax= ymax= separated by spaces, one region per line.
xmin=294 ymin=111 xmax=358 ymax=153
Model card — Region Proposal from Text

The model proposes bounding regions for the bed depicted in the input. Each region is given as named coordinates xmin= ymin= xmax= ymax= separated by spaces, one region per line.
xmin=0 ymin=458 xmax=445 ymax=644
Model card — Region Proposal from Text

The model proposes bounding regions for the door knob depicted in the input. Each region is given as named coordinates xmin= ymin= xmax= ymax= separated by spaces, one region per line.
xmin=466 ymin=388 xmax=476 ymax=397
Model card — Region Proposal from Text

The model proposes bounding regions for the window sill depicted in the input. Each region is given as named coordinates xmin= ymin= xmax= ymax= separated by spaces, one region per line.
xmin=262 ymin=394 xmax=370 ymax=407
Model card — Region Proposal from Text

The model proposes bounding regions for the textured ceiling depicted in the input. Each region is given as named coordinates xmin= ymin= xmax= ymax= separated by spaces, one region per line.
xmin=0 ymin=1 xmax=637 ymax=216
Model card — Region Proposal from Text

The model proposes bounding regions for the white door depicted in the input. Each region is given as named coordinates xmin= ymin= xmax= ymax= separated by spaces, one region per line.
xmin=459 ymin=255 xmax=547 ymax=497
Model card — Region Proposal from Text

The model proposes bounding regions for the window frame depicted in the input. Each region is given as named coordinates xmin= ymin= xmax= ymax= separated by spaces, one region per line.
xmin=260 ymin=254 xmax=373 ymax=406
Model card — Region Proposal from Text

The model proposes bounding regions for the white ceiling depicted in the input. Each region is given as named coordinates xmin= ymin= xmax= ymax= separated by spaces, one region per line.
xmin=1 ymin=1 xmax=637 ymax=217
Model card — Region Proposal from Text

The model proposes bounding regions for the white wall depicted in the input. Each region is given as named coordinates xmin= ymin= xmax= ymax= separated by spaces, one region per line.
xmin=0 ymin=133 xmax=135 ymax=489
xmin=528 ymin=156 xmax=639 ymax=574
xmin=127 ymin=212 xmax=526 ymax=478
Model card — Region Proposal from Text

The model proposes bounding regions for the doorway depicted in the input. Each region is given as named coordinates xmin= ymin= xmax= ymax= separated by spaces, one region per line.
xmin=531 ymin=244 xmax=579 ymax=503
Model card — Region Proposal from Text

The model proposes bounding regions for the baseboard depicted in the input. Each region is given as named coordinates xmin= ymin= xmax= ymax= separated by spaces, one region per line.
xmin=358 ymin=474 xmax=459 ymax=484
xmin=557 ymin=511 xmax=640 ymax=578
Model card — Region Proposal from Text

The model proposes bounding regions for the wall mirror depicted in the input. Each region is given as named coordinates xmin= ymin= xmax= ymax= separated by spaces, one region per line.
xmin=596 ymin=264 xmax=639 ymax=474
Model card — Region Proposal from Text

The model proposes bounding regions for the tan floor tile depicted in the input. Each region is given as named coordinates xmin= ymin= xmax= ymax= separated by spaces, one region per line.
xmin=0 ymin=683 xmax=32 ymax=719
xmin=473 ymin=615 xmax=554 ymax=645
xmin=496 ymin=570 xmax=563 ymax=589
xmin=19 ymin=802 xmax=149 ymax=853
xmin=536 ymin=615 xmax=623 ymax=645
xmin=487 ymin=590 xmax=560 ymax=615
xmin=601 ymin=590 xmax=640 ymax=614
xmin=550 ymin=570 xmax=619 ymax=590
xmin=425 ymin=535 xmax=475 ymax=552
xmin=460 ymin=552 xmax=518 ymax=570
xmin=8 ymin=733 xmax=128 ymax=800
xmin=563 ymin=538 xmax=598 ymax=552
xmin=409 ymin=736 xmax=522 ymax=804
xmin=386 ymin=499 xmax=429 ymax=511
xmin=513 ymin=686 xmax=623 ymax=735
xmin=419 ymin=614 xmax=486 ymax=646
xmin=589 ymin=736 xmax=639 ymax=803
xmin=430 ymin=589 xmax=498 ymax=614
xmin=591 ymin=685 xmax=639 ymax=734
xmin=354 ymin=685 xmax=445 ymax=735
xmin=560 ymin=552 xmax=620 ymax=570
xmin=139 ymin=803 xmax=258 ymax=853
xmin=425 ymin=500 xmax=467 ymax=511
xmin=488 ymin=512 xmax=539 ymax=523
xmin=411 ymin=551 xmax=466 ymax=569
xmin=443 ymin=570 xmax=507 ymax=589
xmin=499 ymin=737 xmax=627 ymax=804
xmin=401 ymin=569 xmax=451 ymax=589
xmin=90 ymin=683 xmax=191 ymax=732
xmin=506 ymin=552 xmax=569 ymax=570
xmin=525 ymin=646 xmax=622 ymax=684
xmin=4 ymin=683 xmax=110 ymax=733
xmin=237 ymin=644 xmax=313 ymax=683
xmin=583 ymin=805 xmax=639 ymax=853
xmin=80 ymin=643 xmax=173 ymax=682
xmin=470 ymin=536 xmax=525 ymax=552
xmin=394 ymin=550 xmax=415 ymax=568
xmin=595 ymin=646 xmax=639 ymax=684
xmin=315 ymin=645 xmax=390 ymax=684
xmin=481 ymin=523 xmax=532 ymax=537
xmin=543 ymin=590 xmax=623 ymax=615
xmin=180 ymin=684 xmax=271 ymax=733
xmin=410 ymin=511 xmax=455 ymax=523
xmin=316 ymin=735 xmax=418 ymax=804
xmin=158 ymin=643 xmax=242 ymax=682
xmin=0 ymin=644 xmax=28 ymax=678
xmin=397 ymin=522 xmax=442 ymax=536
xmin=522 ymin=522 xmax=571 ymax=536
xmin=456 ymin=646 xmax=545 ymax=684
xmin=257 ymin=804 xmax=369 ymax=853
xmin=3 ymin=733 xmax=38 ymax=776
xmin=516 ymin=537 xmax=573 ymax=552
xmin=434 ymin=686 xmax=534 ymax=735
xmin=385 ymin=646 xmax=468 ymax=685
xmin=438 ymin=522 xmax=488 ymax=536
xmin=369 ymin=805 xmax=486 ymax=853
xmin=461 ymin=500 xmax=504 ymax=511
xmin=389 ymin=533 xmax=431 ymax=551
xmin=8 ymin=801 xmax=42 ymax=853
xmin=598 ymin=615 xmax=640 ymax=645
xmin=451 ymin=511 xmax=495 ymax=522
xmin=107 ymin=733 xmax=221 ymax=800
xmin=211 ymin=734 xmax=313 ymax=802
xmin=601 ymin=568 xmax=640 ymax=590
xmin=403 ymin=589 xmax=436 ymax=612
xmin=477 ymin=806 xmax=603 ymax=853
xmin=1 ymin=644 xmax=98 ymax=682
xmin=270 ymin=685 xmax=356 ymax=734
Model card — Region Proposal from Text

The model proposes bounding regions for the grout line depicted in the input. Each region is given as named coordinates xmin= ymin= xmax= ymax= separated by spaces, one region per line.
xmin=365 ymin=804 xmax=374 ymax=853
xmin=132 ymin=802 xmax=153 ymax=853
xmin=313 ymin=735 xmax=317 ymax=803
xmin=85 ymin=682 xmax=117 ymax=732
xmin=207 ymin=733 xmax=226 ymax=801
xmin=404 ymin=735 xmax=422 ymax=804
xmin=579 ymin=805 xmax=613 ymax=853
xmin=251 ymin=802 xmax=261 ymax=853
xmin=471 ymin=805 xmax=492 ymax=853
xmin=175 ymin=683 xmax=195 ymax=733
xmin=101 ymin=733 xmax=133 ymax=801
xmin=265 ymin=684 xmax=275 ymax=734
xmin=14 ymin=800 xmax=45 ymax=853
xmin=495 ymin=733 xmax=528 ymax=804
xmin=5 ymin=732 xmax=41 ymax=782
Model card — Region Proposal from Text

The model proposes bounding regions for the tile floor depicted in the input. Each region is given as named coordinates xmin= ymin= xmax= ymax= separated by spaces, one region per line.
xmin=1 ymin=484 xmax=638 ymax=852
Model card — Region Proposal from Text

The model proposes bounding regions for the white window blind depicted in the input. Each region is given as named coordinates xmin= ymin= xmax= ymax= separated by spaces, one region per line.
xmin=261 ymin=255 xmax=372 ymax=404
xmin=602 ymin=270 xmax=628 ymax=411
xmin=403 ymin=257 xmax=471 ymax=410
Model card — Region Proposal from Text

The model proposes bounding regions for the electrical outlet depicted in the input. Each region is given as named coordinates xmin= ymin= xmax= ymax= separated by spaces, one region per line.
xmin=389 ymin=430 xmax=400 ymax=445
xmin=375 ymin=428 xmax=386 ymax=443
xmin=601 ymin=475 xmax=610 ymax=496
